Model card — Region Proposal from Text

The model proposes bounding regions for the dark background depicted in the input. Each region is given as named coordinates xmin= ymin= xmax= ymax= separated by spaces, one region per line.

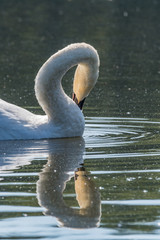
xmin=0 ymin=0 xmax=160 ymax=118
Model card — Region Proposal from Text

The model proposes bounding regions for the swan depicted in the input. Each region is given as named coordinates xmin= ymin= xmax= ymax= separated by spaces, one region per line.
xmin=0 ymin=43 xmax=99 ymax=140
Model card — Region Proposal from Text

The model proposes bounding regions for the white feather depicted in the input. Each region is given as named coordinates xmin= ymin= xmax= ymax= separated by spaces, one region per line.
xmin=0 ymin=43 xmax=99 ymax=140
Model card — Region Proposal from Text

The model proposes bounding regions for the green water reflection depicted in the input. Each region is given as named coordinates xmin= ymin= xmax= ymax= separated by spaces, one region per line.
xmin=0 ymin=0 xmax=160 ymax=118
xmin=1 ymin=132 xmax=160 ymax=234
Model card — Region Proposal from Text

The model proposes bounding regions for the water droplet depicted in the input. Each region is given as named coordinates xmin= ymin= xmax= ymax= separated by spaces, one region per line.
xmin=143 ymin=190 xmax=148 ymax=193
xmin=123 ymin=11 xmax=128 ymax=17
xmin=23 ymin=213 xmax=28 ymax=217
xmin=118 ymin=222 xmax=123 ymax=227
xmin=126 ymin=177 xmax=136 ymax=181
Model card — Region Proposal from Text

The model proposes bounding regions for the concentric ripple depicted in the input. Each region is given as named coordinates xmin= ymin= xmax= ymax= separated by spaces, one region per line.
xmin=84 ymin=117 xmax=160 ymax=148
xmin=1 ymin=117 xmax=160 ymax=239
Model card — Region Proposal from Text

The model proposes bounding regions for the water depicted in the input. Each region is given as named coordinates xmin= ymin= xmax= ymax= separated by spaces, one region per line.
xmin=1 ymin=0 xmax=160 ymax=239
xmin=1 ymin=118 xmax=160 ymax=239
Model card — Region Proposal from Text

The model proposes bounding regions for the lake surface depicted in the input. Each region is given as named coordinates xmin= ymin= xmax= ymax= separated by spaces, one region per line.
xmin=1 ymin=0 xmax=160 ymax=239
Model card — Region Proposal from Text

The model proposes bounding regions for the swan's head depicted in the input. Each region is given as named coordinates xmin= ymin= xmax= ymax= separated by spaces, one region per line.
xmin=72 ymin=46 xmax=100 ymax=110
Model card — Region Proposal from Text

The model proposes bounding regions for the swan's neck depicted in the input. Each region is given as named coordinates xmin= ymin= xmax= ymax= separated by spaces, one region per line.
xmin=34 ymin=43 xmax=99 ymax=124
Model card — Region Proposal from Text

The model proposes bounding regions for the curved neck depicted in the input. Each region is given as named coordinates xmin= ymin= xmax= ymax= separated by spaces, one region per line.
xmin=34 ymin=43 xmax=99 ymax=122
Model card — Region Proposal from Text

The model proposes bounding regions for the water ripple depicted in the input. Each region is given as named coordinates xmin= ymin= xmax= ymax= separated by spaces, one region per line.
xmin=0 ymin=205 xmax=44 ymax=212
xmin=84 ymin=117 xmax=160 ymax=148
xmin=1 ymin=117 xmax=160 ymax=238
xmin=102 ymin=199 xmax=160 ymax=206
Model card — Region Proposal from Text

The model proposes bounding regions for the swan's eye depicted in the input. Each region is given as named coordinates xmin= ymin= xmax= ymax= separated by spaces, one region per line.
xmin=72 ymin=93 xmax=85 ymax=110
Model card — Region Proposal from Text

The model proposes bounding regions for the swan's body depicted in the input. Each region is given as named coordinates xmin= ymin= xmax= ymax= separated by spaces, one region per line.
xmin=0 ymin=43 xmax=99 ymax=140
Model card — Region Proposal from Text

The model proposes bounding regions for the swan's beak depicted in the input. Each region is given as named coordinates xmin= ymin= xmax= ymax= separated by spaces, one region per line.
xmin=72 ymin=93 xmax=86 ymax=110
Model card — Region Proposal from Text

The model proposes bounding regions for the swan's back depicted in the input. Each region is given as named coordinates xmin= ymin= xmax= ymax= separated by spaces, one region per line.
xmin=0 ymin=99 xmax=83 ymax=140
xmin=0 ymin=99 xmax=42 ymax=140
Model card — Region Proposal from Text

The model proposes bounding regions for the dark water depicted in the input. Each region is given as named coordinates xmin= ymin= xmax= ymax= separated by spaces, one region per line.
xmin=1 ymin=0 xmax=160 ymax=239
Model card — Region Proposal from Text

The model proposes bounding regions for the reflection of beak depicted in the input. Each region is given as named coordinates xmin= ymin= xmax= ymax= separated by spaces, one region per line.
xmin=75 ymin=167 xmax=100 ymax=210
xmin=72 ymin=93 xmax=86 ymax=110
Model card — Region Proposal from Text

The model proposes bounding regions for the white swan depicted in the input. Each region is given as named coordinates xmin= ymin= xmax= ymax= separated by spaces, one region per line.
xmin=0 ymin=43 xmax=99 ymax=140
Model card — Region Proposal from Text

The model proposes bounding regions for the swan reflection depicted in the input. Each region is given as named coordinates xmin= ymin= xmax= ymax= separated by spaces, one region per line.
xmin=0 ymin=137 xmax=101 ymax=228
xmin=37 ymin=138 xmax=101 ymax=228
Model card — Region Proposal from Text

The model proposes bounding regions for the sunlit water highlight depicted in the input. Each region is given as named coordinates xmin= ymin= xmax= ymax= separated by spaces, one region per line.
xmin=1 ymin=117 xmax=160 ymax=239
